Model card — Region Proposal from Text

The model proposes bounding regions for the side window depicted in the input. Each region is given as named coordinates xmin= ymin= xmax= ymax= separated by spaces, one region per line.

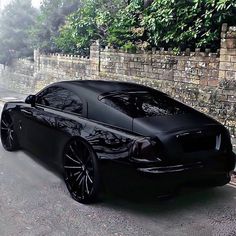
xmin=62 ymin=92 xmax=83 ymax=115
xmin=36 ymin=86 xmax=69 ymax=110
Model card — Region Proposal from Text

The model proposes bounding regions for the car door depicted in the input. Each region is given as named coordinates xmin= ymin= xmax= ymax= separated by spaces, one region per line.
xmin=21 ymin=86 xmax=86 ymax=165
xmin=20 ymin=86 xmax=69 ymax=161
xmin=52 ymin=90 xmax=86 ymax=164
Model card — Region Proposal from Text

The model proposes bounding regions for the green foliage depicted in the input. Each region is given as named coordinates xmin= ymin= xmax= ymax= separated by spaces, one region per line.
xmin=107 ymin=0 xmax=145 ymax=49
xmin=30 ymin=0 xmax=80 ymax=52
xmin=0 ymin=0 xmax=37 ymax=65
xmin=55 ymin=0 xmax=236 ymax=54
xmin=142 ymin=0 xmax=236 ymax=50
xmin=5 ymin=0 xmax=234 ymax=56
xmin=55 ymin=0 xmax=126 ymax=54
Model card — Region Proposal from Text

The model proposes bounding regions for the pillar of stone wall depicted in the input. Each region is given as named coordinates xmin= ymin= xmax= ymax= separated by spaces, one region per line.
xmin=219 ymin=23 xmax=236 ymax=81
xmin=34 ymin=49 xmax=40 ymax=72
xmin=219 ymin=23 xmax=236 ymax=139
xmin=89 ymin=40 xmax=100 ymax=78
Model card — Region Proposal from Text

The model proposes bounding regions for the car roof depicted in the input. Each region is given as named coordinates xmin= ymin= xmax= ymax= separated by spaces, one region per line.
xmin=53 ymin=80 xmax=146 ymax=95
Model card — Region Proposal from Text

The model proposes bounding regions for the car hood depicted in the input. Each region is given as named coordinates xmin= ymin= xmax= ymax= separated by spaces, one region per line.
xmin=132 ymin=112 xmax=219 ymax=136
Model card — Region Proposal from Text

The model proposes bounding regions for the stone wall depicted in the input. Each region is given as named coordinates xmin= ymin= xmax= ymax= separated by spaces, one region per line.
xmin=0 ymin=59 xmax=35 ymax=94
xmin=0 ymin=24 xmax=235 ymax=140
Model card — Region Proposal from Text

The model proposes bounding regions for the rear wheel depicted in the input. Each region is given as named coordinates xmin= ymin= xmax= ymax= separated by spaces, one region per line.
xmin=0 ymin=112 xmax=19 ymax=151
xmin=63 ymin=138 xmax=101 ymax=204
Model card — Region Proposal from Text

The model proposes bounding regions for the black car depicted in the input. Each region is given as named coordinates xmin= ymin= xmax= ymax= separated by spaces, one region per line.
xmin=1 ymin=80 xmax=235 ymax=203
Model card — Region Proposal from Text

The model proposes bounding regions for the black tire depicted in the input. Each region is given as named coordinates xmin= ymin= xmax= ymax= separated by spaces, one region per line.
xmin=63 ymin=138 xmax=101 ymax=204
xmin=0 ymin=112 xmax=19 ymax=151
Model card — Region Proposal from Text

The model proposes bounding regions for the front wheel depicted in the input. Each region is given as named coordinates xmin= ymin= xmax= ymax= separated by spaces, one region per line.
xmin=0 ymin=112 xmax=19 ymax=151
xmin=63 ymin=138 xmax=101 ymax=204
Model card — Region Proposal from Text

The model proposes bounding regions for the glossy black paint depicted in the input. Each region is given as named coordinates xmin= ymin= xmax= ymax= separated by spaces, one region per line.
xmin=1 ymin=80 xmax=235 ymax=193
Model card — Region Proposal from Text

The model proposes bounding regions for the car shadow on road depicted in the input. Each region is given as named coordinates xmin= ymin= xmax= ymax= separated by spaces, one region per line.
xmin=99 ymin=185 xmax=236 ymax=217
xmin=22 ymin=149 xmax=64 ymax=178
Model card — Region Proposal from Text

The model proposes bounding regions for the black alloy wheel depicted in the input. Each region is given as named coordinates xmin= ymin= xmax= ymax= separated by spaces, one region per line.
xmin=0 ymin=112 xmax=19 ymax=151
xmin=63 ymin=138 xmax=101 ymax=203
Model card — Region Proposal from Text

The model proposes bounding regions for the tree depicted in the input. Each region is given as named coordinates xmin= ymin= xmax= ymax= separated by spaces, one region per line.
xmin=107 ymin=0 xmax=236 ymax=51
xmin=107 ymin=0 xmax=145 ymax=51
xmin=55 ymin=0 xmax=126 ymax=55
xmin=30 ymin=0 xmax=81 ymax=52
xmin=0 ymin=0 xmax=37 ymax=65
xmin=142 ymin=0 xmax=236 ymax=51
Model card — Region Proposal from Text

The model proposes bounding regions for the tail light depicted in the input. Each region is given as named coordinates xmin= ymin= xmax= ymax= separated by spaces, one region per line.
xmin=130 ymin=138 xmax=162 ymax=164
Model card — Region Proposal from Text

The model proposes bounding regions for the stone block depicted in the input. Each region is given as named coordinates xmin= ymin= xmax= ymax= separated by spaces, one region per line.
xmin=227 ymin=95 xmax=236 ymax=102
xmin=226 ymin=71 xmax=236 ymax=79
xmin=209 ymin=62 xmax=219 ymax=70
xmin=219 ymin=62 xmax=234 ymax=70
xmin=219 ymin=70 xmax=226 ymax=79
xmin=230 ymin=56 xmax=236 ymax=62
xmin=199 ymin=79 xmax=208 ymax=86
xmin=208 ymin=80 xmax=219 ymax=87
xmin=220 ymin=48 xmax=228 ymax=55
xmin=220 ymin=54 xmax=230 ymax=62
xmin=211 ymin=70 xmax=219 ymax=78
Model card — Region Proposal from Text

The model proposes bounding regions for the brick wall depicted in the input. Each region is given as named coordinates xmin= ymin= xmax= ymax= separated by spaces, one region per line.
xmin=0 ymin=24 xmax=235 ymax=141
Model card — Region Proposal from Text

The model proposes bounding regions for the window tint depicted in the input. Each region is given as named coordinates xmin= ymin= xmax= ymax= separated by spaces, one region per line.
xmin=36 ymin=87 xmax=69 ymax=110
xmin=101 ymin=90 xmax=189 ymax=118
xmin=36 ymin=86 xmax=83 ymax=115
xmin=63 ymin=92 xmax=83 ymax=115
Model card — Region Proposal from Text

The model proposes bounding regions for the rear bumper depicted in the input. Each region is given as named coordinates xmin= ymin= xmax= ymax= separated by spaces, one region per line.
xmin=137 ymin=151 xmax=236 ymax=176
xmin=101 ymin=151 xmax=236 ymax=196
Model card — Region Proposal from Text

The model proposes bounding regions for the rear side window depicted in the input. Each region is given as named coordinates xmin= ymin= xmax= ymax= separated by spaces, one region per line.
xmin=100 ymin=91 xmax=189 ymax=118
xmin=63 ymin=91 xmax=83 ymax=115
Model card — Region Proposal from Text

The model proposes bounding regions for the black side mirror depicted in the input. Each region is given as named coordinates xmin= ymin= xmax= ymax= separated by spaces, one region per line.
xmin=25 ymin=95 xmax=36 ymax=107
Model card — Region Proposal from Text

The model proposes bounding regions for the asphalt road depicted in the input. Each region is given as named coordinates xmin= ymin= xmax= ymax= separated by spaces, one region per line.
xmin=1 ymin=99 xmax=236 ymax=236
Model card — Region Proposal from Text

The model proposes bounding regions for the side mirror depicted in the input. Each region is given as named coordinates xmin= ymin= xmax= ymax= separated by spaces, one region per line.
xmin=25 ymin=95 xmax=36 ymax=107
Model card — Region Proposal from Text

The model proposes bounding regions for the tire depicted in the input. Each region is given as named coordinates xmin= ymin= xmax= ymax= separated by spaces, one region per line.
xmin=63 ymin=138 xmax=101 ymax=204
xmin=0 ymin=112 xmax=19 ymax=151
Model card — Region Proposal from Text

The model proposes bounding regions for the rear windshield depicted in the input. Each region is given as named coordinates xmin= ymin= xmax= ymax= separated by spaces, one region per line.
xmin=100 ymin=90 xmax=189 ymax=118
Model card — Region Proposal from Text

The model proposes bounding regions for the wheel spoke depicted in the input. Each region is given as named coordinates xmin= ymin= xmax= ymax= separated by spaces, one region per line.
xmin=69 ymin=144 xmax=84 ymax=164
xmin=65 ymin=154 xmax=82 ymax=165
xmin=74 ymin=170 xmax=82 ymax=176
xmin=64 ymin=165 xmax=82 ymax=169
xmin=78 ymin=175 xmax=85 ymax=187
xmin=9 ymin=132 xmax=14 ymax=141
xmin=86 ymin=171 xmax=93 ymax=184
xmin=74 ymin=140 xmax=88 ymax=164
xmin=1 ymin=120 xmax=8 ymax=127
xmin=7 ymin=135 xmax=12 ymax=147
xmin=1 ymin=127 xmax=8 ymax=130
xmin=65 ymin=170 xmax=81 ymax=181
xmin=81 ymin=176 xmax=85 ymax=198
xmin=84 ymin=153 xmax=92 ymax=166
xmin=85 ymin=176 xmax=90 ymax=195
xmin=75 ymin=171 xmax=84 ymax=183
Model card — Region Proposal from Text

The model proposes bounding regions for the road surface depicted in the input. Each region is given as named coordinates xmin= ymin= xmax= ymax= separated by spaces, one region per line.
xmin=0 ymin=95 xmax=236 ymax=236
